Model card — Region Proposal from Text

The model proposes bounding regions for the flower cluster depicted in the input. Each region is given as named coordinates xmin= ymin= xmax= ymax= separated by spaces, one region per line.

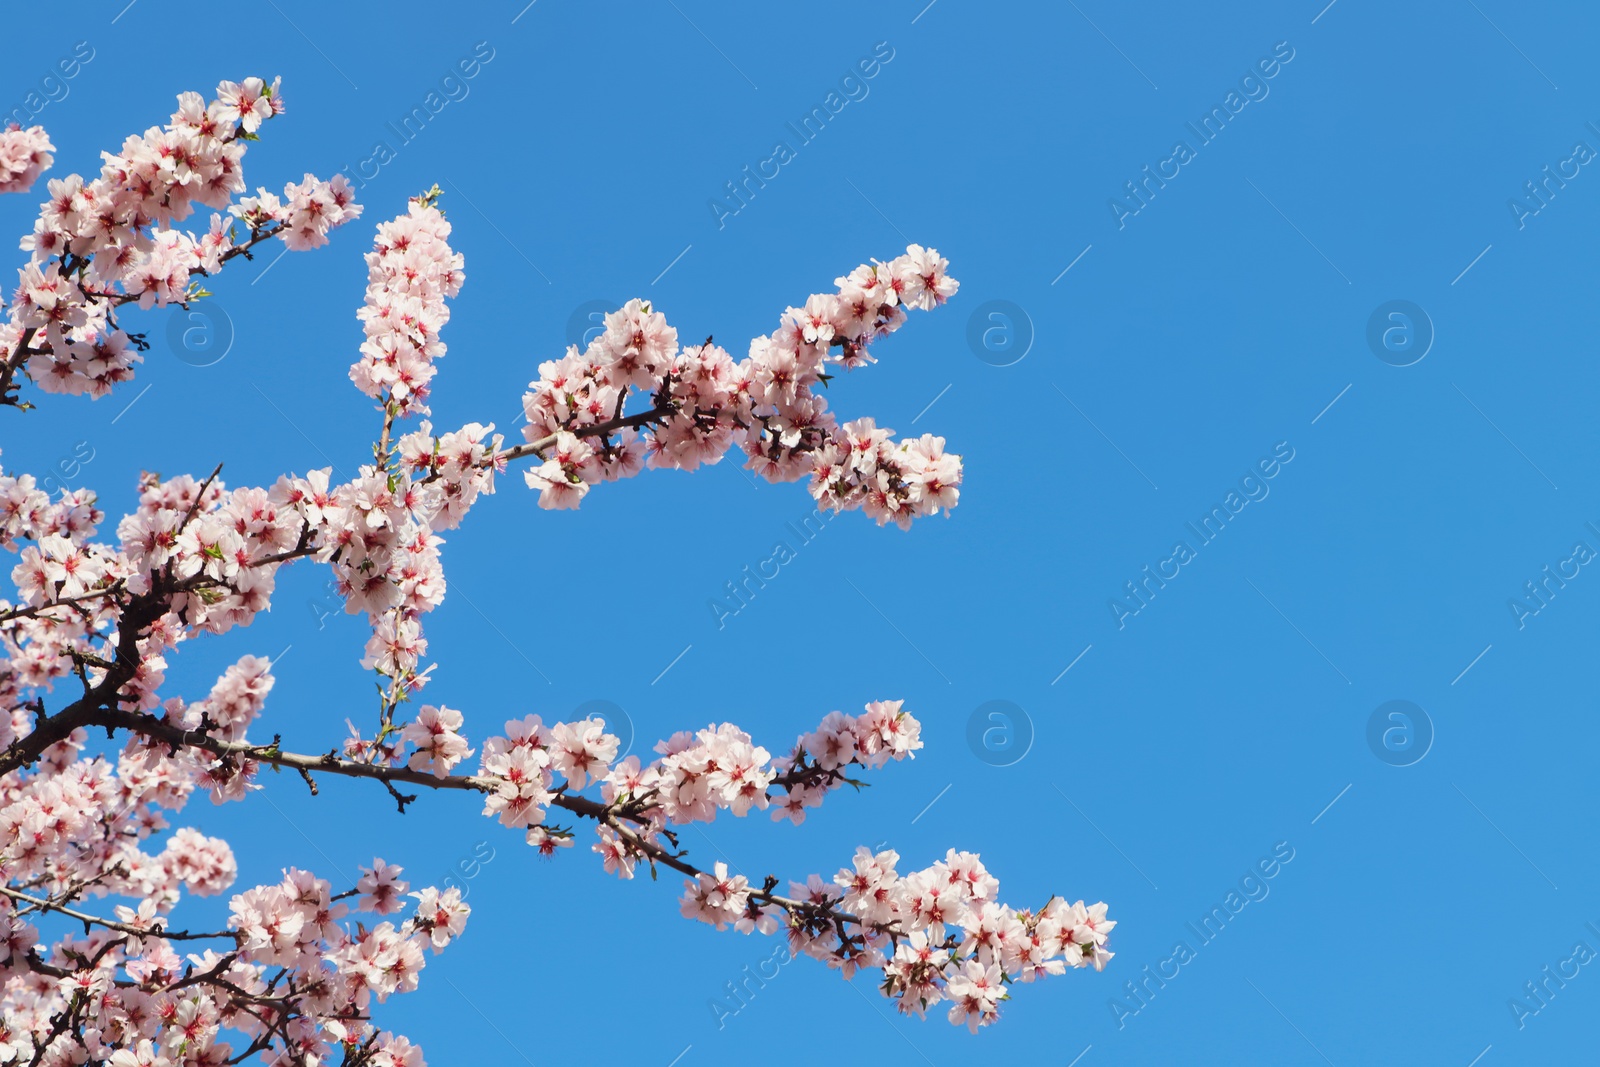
xmin=477 ymin=714 xmax=619 ymax=836
xmin=809 ymin=418 xmax=961 ymax=530
xmin=517 ymin=298 xmax=680 ymax=507
xmin=229 ymin=868 xmax=468 ymax=992
xmin=319 ymin=196 xmax=491 ymax=698
xmin=1 ymin=732 xmax=234 ymax=916
xmin=121 ymin=476 xmax=305 ymax=672
xmin=0 ymin=123 xmax=53 ymax=195
xmin=350 ymin=194 xmax=464 ymax=415
xmin=467 ymin=703 xmax=922 ymax=867
xmin=0 ymin=648 xmax=468 ymax=1065
xmin=869 ymin=851 xmax=1113 ymax=1029
xmin=186 ymin=654 xmax=274 ymax=743
xmin=0 ymin=461 xmax=107 ymax=701
xmin=652 ymin=707 xmax=1111 ymax=1033
xmin=2 ymin=77 xmax=359 ymax=403
xmin=515 ymin=247 xmax=963 ymax=526
xmin=247 ymin=170 xmax=362 ymax=253
xmin=737 ymin=244 xmax=962 ymax=521
xmin=679 ymin=844 xmax=1114 ymax=1032
xmin=279 ymin=419 xmax=499 ymax=680
xmin=5 ymin=414 xmax=502 ymax=741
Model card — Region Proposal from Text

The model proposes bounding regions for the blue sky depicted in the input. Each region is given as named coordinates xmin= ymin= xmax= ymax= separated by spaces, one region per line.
xmin=6 ymin=0 xmax=1600 ymax=1063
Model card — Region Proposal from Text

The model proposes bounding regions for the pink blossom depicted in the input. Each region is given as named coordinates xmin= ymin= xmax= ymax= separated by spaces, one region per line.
xmin=0 ymin=82 xmax=1108 ymax=1060
xmin=400 ymin=704 xmax=471 ymax=777
xmin=0 ymin=124 xmax=53 ymax=194
xmin=357 ymin=859 xmax=411 ymax=916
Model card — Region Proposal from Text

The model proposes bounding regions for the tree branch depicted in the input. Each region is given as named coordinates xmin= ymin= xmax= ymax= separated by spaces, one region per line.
xmin=72 ymin=707 xmax=920 ymax=946
xmin=495 ymin=402 xmax=678 ymax=464
xmin=0 ymin=885 xmax=234 ymax=942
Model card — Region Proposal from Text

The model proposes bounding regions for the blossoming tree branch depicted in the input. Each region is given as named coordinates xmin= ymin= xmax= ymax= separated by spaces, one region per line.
xmin=0 ymin=82 xmax=1112 ymax=1065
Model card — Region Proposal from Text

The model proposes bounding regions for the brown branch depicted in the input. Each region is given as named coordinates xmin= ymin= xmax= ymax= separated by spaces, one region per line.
xmin=495 ymin=402 xmax=678 ymax=465
xmin=0 ymin=885 xmax=234 ymax=942
xmin=0 ymin=582 xmax=126 ymax=623
xmin=0 ymin=326 xmax=37 ymax=408
xmin=71 ymin=708 xmax=913 ymax=942
xmin=0 ymin=578 xmax=171 ymax=775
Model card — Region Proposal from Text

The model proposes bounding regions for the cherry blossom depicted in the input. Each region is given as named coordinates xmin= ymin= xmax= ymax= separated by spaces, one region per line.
xmin=0 ymin=78 xmax=359 ymax=408
xmin=0 ymin=81 xmax=1112 ymax=1065
xmin=357 ymin=859 xmax=411 ymax=916
xmin=509 ymin=245 xmax=965 ymax=528
xmin=400 ymin=704 xmax=472 ymax=778
xmin=348 ymin=190 xmax=462 ymax=415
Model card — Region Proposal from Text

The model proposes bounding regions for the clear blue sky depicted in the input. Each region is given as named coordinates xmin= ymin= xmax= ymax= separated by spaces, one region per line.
xmin=6 ymin=1 xmax=1599 ymax=1063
